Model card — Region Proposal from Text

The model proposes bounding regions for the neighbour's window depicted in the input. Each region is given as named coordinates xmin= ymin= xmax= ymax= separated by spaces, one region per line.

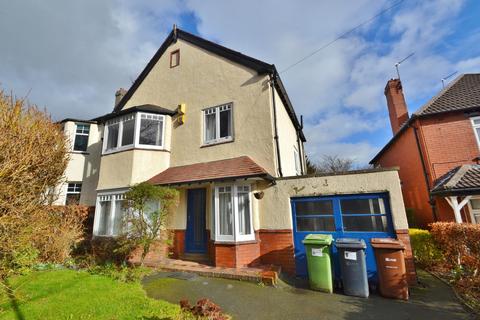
xmin=139 ymin=114 xmax=164 ymax=147
xmin=103 ymin=113 xmax=165 ymax=154
xmin=340 ymin=198 xmax=388 ymax=232
xmin=94 ymin=193 xmax=126 ymax=236
xmin=214 ymin=184 xmax=253 ymax=242
xmin=204 ymin=103 xmax=233 ymax=144
xmin=170 ymin=50 xmax=180 ymax=68
xmin=294 ymin=147 xmax=301 ymax=175
xmin=73 ymin=124 xmax=90 ymax=152
xmin=295 ymin=200 xmax=335 ymax=232
xmin=65 ymin=183 xmax=82 ymax=205
xmin=469 ymin=198 xmax=480 ymax=224
xmin=470 ymin=117 xmax=480 ymax=148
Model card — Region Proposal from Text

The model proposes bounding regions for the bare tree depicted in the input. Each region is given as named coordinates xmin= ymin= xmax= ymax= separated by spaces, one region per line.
xmin=316 ymin=155 xmax=355 ymax=173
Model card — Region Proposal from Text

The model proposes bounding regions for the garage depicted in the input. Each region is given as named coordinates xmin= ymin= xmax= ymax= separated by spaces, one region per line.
xmin=291 ymin=192 xmax=395 ymax=280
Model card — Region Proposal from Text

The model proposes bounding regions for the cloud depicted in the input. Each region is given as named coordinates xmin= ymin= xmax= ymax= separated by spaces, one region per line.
xmin=1 ymin=0 xmax=479 ymax=167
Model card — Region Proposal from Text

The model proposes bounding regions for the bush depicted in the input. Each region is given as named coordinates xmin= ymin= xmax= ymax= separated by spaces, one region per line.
xmin=179 ymin=299 xmax=229 ymax=320
xmin=33 ymin=205 xmax=89 ymax=264
xmin=86 ymin=262 xmax=151 ymax=283
xmin=430 ymin=222 xmax=480 ymax=279
xmin=409 ymin=228 xmax=443 ymax=268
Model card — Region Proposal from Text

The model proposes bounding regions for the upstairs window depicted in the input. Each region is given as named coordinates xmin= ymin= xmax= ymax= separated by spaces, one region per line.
xmin=471 ymin=117 xmax=480 ymax=148
xmin=204 ymin=103 xmax=233 ymax=145
xmin=66 ymin=183 xmax=82 ymax=205
xmin=170 ymin=49 xmax=180 ymax=68
xmin=294 ymin=147 xmax=301 ymax=175
xmin=103 ymin=113 xmax=165 ymax=154
xmin=73 ymin=124 xmax=90 ymax=152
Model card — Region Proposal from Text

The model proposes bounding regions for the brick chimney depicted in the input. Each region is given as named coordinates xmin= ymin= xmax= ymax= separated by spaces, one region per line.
xmin=115 ymin=88 xmax=127 ymax=108
xmin=385 ymin=79 xmax=409 ymax=135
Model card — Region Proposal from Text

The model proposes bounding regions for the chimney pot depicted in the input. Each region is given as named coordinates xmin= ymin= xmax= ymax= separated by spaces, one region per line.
xmin=115 ymin=88 xmax=127 ymax=107
xmin=384 ymin=79 xmax=409 ymax=135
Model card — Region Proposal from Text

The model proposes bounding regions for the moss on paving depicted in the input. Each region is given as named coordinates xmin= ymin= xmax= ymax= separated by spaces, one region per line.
xmin=0 ymin=269 xmax=179 ymax=320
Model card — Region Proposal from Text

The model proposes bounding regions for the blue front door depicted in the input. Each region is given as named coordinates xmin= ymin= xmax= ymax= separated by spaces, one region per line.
xmin=291 ymin=193 xmax=395 ymax=281
xmin=186 ymin=188 xmax=207 ymax=253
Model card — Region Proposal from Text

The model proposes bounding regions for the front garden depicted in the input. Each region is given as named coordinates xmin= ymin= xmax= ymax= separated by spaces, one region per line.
xmin=410 ymin=222 xmax=480 ymax=312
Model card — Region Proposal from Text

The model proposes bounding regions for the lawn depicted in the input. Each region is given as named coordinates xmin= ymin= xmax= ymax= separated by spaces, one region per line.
xmin=0 ymin=269 xmax=180 ymax=320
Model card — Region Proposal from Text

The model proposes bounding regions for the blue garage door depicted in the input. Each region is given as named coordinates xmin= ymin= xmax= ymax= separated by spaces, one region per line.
xmin=291 ymin=193 xmax=395 ymax=281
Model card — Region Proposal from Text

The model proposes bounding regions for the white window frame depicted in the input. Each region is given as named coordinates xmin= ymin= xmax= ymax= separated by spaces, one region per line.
xmin=467 ymin=196 xmax=480 ymax=224
xmin=213 ymin=183 xmax=254 ymax=242
xmin=203 ymin=103 xmax=233 ymax=145
xmin=65 ymin=182 xmax=82 ymax=205
xmin=73 ymin=123 xmax=90 ymax=152
xmin=102 ymin=112 xmax=165 ymax=155
xmin=470 ymin=116 xmax=480 ymax=150
xmin=294 ymin=146 xmax=301 ymax=175
xmin=93 ymin=190 xmax=127 ymax=237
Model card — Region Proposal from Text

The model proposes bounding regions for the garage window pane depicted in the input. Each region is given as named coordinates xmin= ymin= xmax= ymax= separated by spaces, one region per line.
xmin=343 ymin=215 xmax=387 ymax=232
xmin=295 ymin=200 xmax=333 ymax=216
xmin=341 ymin=198 xmax=384 ymax=214
xmin=296 ymin=217 xmax=335 ymax=232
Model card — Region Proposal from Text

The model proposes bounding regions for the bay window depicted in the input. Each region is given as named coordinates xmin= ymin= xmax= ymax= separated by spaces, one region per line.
xmin=204 ymin=103 xmax=233 ymax=145
xmin=213 ymin=184 xmax=254 ymax=242
xmin=103 ymin=112 xmax=165 ymax=154
xmin=94 ymin=193 xmax=126 ymax=236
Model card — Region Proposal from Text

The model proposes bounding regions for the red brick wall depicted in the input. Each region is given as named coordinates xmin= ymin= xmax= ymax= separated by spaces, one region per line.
xmin=214 ymin=241 xmax=261 ymax=268
xmin=258 ymin=229 xmax=295 ymax=275
xmin=395 ymin=229 xmax=417 ymax=285
xmin=418 ymin=113 xmax=478 ymax=180
xmin=376 ymin=125 xmax=434 ymax=227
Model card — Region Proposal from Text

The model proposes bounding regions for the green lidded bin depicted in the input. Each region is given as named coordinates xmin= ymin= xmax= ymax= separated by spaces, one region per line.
xmin=302 ymin=234 xmax=334 ymax=293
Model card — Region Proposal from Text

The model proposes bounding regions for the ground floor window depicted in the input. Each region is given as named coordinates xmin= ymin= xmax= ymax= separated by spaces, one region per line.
xmin=213 ymin=184 xmax=254 ymax=242
xmin=468 ymin=197 xmax=480 ymax=224
xmin=65 ymin=183 xmax=82 ymax=205
xmin=94 ymin=192 xmax=126 ymax=236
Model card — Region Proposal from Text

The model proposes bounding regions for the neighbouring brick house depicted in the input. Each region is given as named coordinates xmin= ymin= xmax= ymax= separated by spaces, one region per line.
xmin=371 ymin=74 xmax=480 ymax=228
xmin=57 ymin=27 xmax=414 ymax=284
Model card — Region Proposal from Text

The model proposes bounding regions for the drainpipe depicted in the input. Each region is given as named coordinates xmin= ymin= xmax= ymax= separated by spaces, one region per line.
xmin=270 ymin=73 xmax=283 ymax=177
xmin=296 ymin=115 xmax=305 ymax=175
xmin=412 ymin=121 xmax=438 ymax=221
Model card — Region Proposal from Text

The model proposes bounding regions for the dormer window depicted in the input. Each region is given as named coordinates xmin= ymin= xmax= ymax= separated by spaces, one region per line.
xmin=103 ymin=112 xmax=165 ymax=154
xmin=170 ymin=49 xmax=180 ymax=68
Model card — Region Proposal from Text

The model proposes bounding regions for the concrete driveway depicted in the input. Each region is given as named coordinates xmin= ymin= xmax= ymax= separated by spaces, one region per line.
xmin=142 ymin=270 xmax=476 ymax=320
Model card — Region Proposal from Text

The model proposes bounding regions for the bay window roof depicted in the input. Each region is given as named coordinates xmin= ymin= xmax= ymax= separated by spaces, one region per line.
xmin=148 ymin=156 xmax=273 ymax=186
xmin=93 ymin=104 xmax=176 ymax=123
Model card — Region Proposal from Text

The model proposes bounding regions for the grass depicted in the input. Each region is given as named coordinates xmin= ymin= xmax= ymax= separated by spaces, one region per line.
xmin=0 ymin=269 xmax=180 ymax=320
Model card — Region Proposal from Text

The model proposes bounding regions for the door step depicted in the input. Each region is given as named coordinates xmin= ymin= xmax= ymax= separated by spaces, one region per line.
xmin=181 ymin=253 xmax=210 ymax=263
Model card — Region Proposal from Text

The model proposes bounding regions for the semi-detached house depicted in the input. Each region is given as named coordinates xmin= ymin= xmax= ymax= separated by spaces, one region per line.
xmin=57 ymin=27 xmax=415 ymax=284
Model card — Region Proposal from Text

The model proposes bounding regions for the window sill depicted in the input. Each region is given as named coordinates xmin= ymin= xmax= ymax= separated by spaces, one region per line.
xmin=102 ymin=146 xmax=169 ymax=156
xmin=201 ymin=138 xmax=234 ymax=148
xmin=70 ymin=150 xmax=89 ymax=155
xmin=213 ymin=239 xmax=258 ymax=245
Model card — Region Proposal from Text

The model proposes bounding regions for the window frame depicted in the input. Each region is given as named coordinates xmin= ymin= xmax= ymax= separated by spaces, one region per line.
xmin=170 ymin=49 xmax=180 ymax=68
xmin=73 ymin=123 xmax=90 ymax=152
xmin=102 ymin=112 xmax=166 ymax=155
xmin=471 ymin=116 xmax=480 ymax=150
xmin=213 ymin=183 xmax=254 ymax=243
xmin=65 ymin=182 xmax=82 ymax=205
xmin=467 ymin=196 xmax=480 ymax=224
xmin=93 ymin=190 xmax=127 ymax=237
xmin=203 ymin=103 xmax=233 ymax=145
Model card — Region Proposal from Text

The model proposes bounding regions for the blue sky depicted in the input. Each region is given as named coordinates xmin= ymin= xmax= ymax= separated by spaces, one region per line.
xmin=1 ymin=0 xmax=480 ymax=165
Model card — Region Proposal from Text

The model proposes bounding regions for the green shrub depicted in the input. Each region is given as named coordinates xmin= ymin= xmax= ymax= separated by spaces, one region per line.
xmin=409 ymin=228 xmax=443 ymax=268
xmin=87 ymin=262 xmax=151 ymax=283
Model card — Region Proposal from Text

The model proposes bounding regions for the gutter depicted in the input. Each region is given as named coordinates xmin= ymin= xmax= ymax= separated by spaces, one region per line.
xmin=270 ymin=73 xmax=283 ymax=177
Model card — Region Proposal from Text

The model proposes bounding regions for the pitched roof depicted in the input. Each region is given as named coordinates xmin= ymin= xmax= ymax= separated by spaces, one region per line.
xmin=113 ymin=27 xmax=305 ymax=142
xmin=370 ymin=73 xmax=480 ymax=164
xmin=148 ymin=156 xmax=272 ymax=185
xmin=415 ymin=74 xmax=480 ymax=116
xmin=92 ymin=104 xmax=176 ymax=123
xmin=431 ymin=164 xmax=480 ymax=196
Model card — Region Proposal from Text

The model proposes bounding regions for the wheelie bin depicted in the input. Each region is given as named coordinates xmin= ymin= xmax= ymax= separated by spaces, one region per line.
xmin=302 ymin=234 xmax=333 ymax=293
xmin=371 ymin=238 xmax=409 ymax=300
xmin=335 ymin=238 xmax=369 ymax=298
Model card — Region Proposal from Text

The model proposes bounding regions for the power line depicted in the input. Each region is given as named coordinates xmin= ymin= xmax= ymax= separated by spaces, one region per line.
xmin=279 ymin=0 xmax=405 ymax=74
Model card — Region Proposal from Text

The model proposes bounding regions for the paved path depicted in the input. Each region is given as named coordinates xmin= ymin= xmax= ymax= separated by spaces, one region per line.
xmin=142 ymin=270 xmax=476 ymax=320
